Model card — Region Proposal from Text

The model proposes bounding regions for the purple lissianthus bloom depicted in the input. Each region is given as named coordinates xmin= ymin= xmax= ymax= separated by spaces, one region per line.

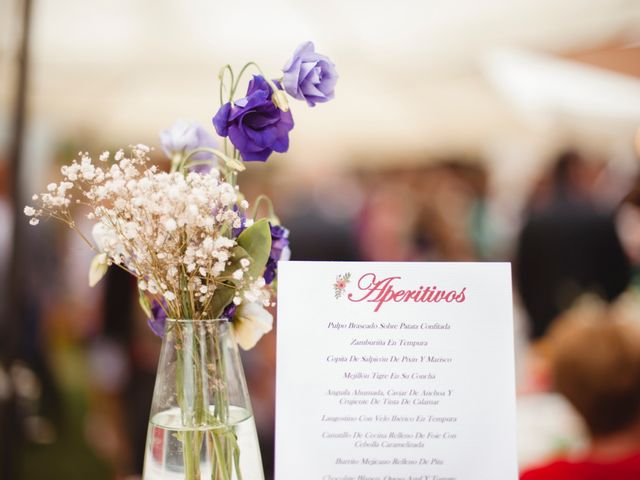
xmin=212 ymin=76 xmax=294 ymax=162
xmin=148 ymin=299 xmax=168 ymax=337
xmin=160 ymin=120 xmax=218 ymax=172
xmin=222 ymin=302 xmax=237 ymax=321
xmin=282 ymin=41 xmax=338 ymax=107
xmin=264 ymin=223 xmax=290 ymax=284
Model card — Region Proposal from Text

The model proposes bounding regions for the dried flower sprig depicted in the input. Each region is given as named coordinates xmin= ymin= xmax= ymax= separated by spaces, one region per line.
xmin=25 ymin=41 xmax=335 ymax=350
xmin=25 ymin=144 xmax=267 ymax=319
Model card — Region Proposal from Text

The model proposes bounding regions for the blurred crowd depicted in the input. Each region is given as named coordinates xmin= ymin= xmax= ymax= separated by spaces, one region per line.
xmin=2 ymin=145 xmax=640 ymax=479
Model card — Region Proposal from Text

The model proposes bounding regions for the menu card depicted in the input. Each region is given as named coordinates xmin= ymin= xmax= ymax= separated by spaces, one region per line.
xmin=275 ymin=262 xmax=517 ymax=480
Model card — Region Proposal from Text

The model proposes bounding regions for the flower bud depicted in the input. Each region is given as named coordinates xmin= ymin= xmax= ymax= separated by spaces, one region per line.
xmin=89 ymin=253 xmax=109 ymax=287
xmin=271 ymin=90 xmax=290 ymax=112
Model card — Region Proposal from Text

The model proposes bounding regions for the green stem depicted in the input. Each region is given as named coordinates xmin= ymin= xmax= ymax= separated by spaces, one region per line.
xmin=180 ymin=148 xmax=245 ymax=173
xmin=176 ymin=325 xmax=200 ymax=480
xmin=212 ymin=326 xmax=237 ymax=479
xmin=231 ymin=61 xmax=287 ymax=111
xmin=213 ymin=329 xmax=229 ymax=423
xmin=230 ymin=62 xmax=258 ymax=99
xmin=219 ymin=64 xmax=235 ymax=106
xmin=175 ymin=321 xmax=239 ymax=480
xmin=251 ymin=194 xmax=278 ymax=222
xmin=232 ymin=432 xmax=243 ymax=480
xmin=182 ymin=431 xmax=200 ymax=480
xmin=210 ymin=431 xmax=232 ymax=480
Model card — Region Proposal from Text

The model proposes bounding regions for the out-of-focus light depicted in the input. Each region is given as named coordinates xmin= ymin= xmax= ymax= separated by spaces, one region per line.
xmin=484 ymin=48 xmax=640 ymax=123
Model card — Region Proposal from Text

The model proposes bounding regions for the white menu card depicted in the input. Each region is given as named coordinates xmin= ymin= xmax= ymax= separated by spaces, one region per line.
xmin=275 ymin=262 xmax=517 ymax=480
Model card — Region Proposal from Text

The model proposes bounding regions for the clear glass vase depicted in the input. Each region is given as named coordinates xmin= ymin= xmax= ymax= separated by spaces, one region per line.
xmin=142 ymin=319 xmax=264 ymax=480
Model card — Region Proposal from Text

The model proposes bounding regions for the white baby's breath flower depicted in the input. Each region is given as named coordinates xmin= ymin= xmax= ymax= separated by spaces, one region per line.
xmin=164 ymin=218 xmax=177 ymax=232
xmin=81 ymin=164 xmax=95 ymax=180
xmin=232 ymin=269 xmax=244 ymax=280
xmin=167 ymin=266 xmax=178 ymax=279
xmin=123 ymin=221 xmax=137 ymax=239
xmin=212 ymin=261 xmax=226 ymax=276
xmin=23 ymin=206 xmax=35 ymax=216
xmin=214 ymin=250 xmax=229 ymax=263
xmin=92 ymin=223 xmax=111 ymax=251
xmin=29 ymin=218 xmax=39 ymax=226
xmin=232 ymin=302 xmax=273 ymax=350
xmin=202 ymin=237 xmax=214 ymax=252
xmin=28 ymin=144 xmax=259 ymax=321
xmin=214 ymin=237 xmax=235 ymax=249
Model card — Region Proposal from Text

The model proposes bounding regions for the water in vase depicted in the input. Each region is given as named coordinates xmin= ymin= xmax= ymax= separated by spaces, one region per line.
xmin=143 ymin=405 xmax=264 ymax=480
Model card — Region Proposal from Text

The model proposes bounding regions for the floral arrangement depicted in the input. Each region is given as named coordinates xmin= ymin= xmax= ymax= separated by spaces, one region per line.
xmin=25 ymin=41 xmax=337 ymax=480
xmin=24 ymin=41 xmax=337 ymax=350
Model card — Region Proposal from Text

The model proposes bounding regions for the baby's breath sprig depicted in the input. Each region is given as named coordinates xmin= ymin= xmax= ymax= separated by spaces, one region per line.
xmin=25 ymin=144 xmax=272 ymax=324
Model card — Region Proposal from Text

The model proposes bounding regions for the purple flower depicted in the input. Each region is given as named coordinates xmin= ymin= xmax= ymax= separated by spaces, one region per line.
xmin=222 ymin=302 xmax=237 ymax=321
xmin=212 ymin=76 xmax=294 ymax=162
xmin=232 ymin=206 xmax=247 ymax=238
xmin=147 ymin=299 xmax=168 ymax=337
xmin=282 ymin=42 xmax=338 ymax=107
xmin=160 ymin=120 xmax=218 ymax=171
xmin=264 ymin=224 xmax=290 ymax=284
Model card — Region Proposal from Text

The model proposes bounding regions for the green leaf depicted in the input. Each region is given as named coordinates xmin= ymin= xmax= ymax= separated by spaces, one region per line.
xmin=182 ymin=147 xmax=245 ymax=172
xmin=237 ymin=218 xmax=271 ymax=281
xmin=224 ymin=246 xmax=250 ymax=282
xmin=210 ymin=246 xmax=251 ymax=319
xmin=138 ymin=289 xmax=152 ymax=318
xmin=209 ymin=283 xmax=236 ymax=319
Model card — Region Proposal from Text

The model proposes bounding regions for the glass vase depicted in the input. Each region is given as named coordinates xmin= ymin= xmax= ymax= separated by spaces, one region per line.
xmin=142 ymin=319 xmax=264 ymax=480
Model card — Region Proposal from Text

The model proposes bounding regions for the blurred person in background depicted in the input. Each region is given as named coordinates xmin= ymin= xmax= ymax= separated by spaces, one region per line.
xmin=358 ymin=170 xmax=418 ymax=261
xmin=412 ymin=162 xmax=489 ymax=261
xmin=521 ymin=299 xmax=640 ymax=479
xmin=85 ymin=266 xmax=159 ymax=478
xmin=358 ymin=161 xmax=490 ymax=262
xmin=616 ymin=179 xmax=640 ymax=285
xmin=515 ymin=150 xmax=631 ymax=340
xmin=282 ymin=174 xmax=360 ymax=262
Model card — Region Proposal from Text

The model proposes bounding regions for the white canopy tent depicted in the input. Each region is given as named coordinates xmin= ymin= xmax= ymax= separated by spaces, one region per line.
xmin=0 ymin=0 xmax=639 ymax=170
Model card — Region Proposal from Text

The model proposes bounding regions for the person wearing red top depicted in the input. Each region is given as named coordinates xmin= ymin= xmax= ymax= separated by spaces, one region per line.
xmin=521 ymin=300 xmax=640 ymax=480
xmin=521 ymin=453 xmax=640 ymax=480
